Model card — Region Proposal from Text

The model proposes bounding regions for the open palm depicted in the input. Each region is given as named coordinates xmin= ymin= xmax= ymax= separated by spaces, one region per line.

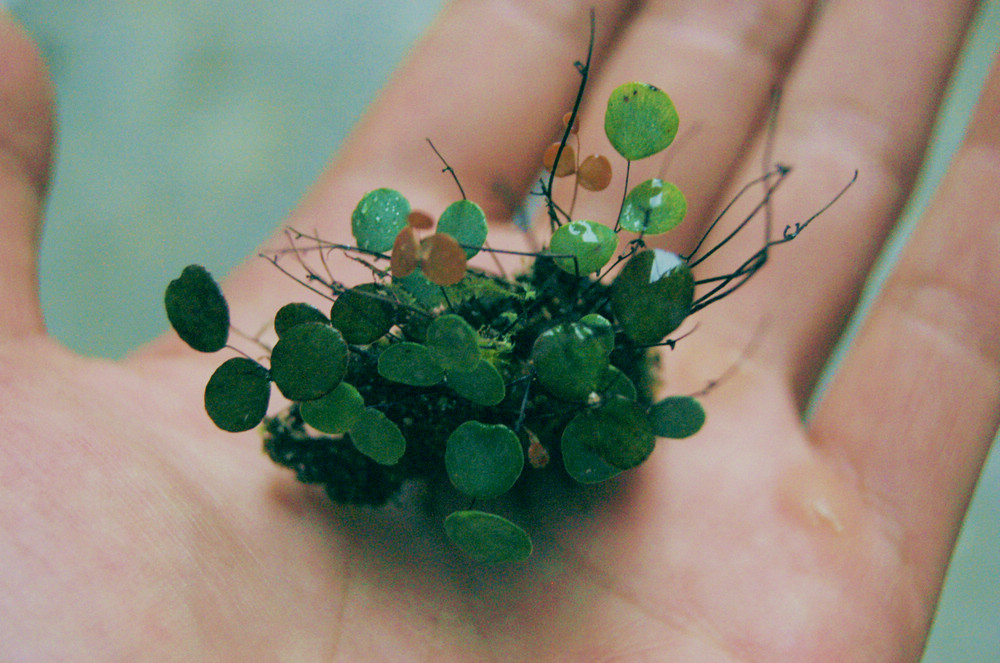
xmin=3 ymin=3 xmax=998 ymax=661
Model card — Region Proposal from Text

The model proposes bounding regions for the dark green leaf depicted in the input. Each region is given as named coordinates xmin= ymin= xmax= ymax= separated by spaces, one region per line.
xmin=600 ymin=365 xmax=637 ymax=401
xmin=350 ymin=407 xmax=406 ymax=465
xmin=649 ymin=395 xmax=706 ymax=438
xmin=618 ymin=178 xmax=686 ymax=235
xmin=351 ymin=188 xmax=411 ymax=252
xmin=436 ymin=199 xmax=488 ymax=258
xmin=300 ymin=382 xmax=365 ymax=434
xmin=377 ymin=342 xmax=444 ymax=386
xmin=426 ymin=314 xmax=480 ymax=372
xmin=274 ymin=302 xmax=328 ymax=338
xmin=611 ymin=249 xmax=694 ymax=345
xmin=204 ymin=357 xmax=270 ymax=432
xmin=531 ymin=321 xmax=611 ymax=401
xmin=164 ymin=265 xmax=229 ymax=352
xmin=330 ymin=283 xmax=396 ymax=345
xmin=269 ymin=322 xmax=348 ymax=401
xmin=549 ymin=220 xmax=618 ymax=275
xmin=561 ymin=415 xmax=622 ymax=484
xmin=604 ymin=82 xmax=679 ymax=161
xmin=444 ymin=510 xmax=532 ymax=563
xmin=573 ymin=395 xmax=656 ymax=470
xmin=446 ymin=360 xmax=506 ymax=406
xmin=445 ymin=421 xmax=523 ymax=500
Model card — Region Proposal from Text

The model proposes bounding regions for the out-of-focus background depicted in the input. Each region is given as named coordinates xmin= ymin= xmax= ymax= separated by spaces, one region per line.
xmin=8 ymin=1 xmax=998 ymax=658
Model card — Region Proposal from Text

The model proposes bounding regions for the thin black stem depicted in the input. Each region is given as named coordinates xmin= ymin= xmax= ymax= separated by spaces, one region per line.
xmin=427 ymin=138 xmax=466 ymax=201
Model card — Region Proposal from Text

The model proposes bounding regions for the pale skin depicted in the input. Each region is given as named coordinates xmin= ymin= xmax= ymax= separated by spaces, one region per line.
xmin=1 ymin=1 xmax=998 ymax=660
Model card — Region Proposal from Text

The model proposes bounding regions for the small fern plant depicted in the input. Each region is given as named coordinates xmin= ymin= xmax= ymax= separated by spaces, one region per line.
xmin=164 ymin=45 xmax=824 ymax=562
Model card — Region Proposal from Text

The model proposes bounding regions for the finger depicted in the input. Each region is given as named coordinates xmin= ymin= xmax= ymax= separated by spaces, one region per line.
xmin=570 ymin=0 xmax=818 ymax=246
xmin=809 ymin=49 xmax=1000 ymax=603
xmin=0 ymin=12 xmax=55 ymax=340
xmin=678 ymin=0 xmax=979 ymax=399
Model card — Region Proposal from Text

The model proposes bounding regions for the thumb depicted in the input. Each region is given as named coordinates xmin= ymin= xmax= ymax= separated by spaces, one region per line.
xmin=0 ymin=10 xmax=55 ymax=339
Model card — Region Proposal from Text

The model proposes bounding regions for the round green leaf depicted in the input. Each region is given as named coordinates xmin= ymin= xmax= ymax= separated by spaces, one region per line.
xmin=561 ymin=415 xmax=622 ymax=484
xmin=330 ymin=283 xmax=396 ymax=345
xmin=350 ymin=407 xmax=406 ymax=465
xmin=437 ymin=199 xmax=488 ymax=258
xmin=300 ymin=382 xmax=365 ymax=434
xmin=444 ymin=510 xmax=532 ymax=564
xmin=531 ymin=321 xmax=611 ymax=401
xmin=426 ymin=314 xmax=480 ymax=372
xmin=649 ymin=395 xmax=706 ymax=439
xmin=574 ymin=395 xmax=656 ymax=470
xmin=393 ymin=268 xmax=444 ymax=308
xmin=204 ymin=357 xmax=270 ymax=432
xmin=445 ymin=421 xmax=523 ymax=500
xmin=377 ymin=342 xmax=445 ymax=386
xmin=269 ymin=322 xmax=348 ymax=401
xmin=618 ymin=178 xmax=687 ymax=235
xmin=549 ymin=220 xmax=618 ymax=275
xmin=164 ymin=264 xmax=229 ymax=353
xmin=600 ymin=365 xmax=637 ymax=401
xmin=274 ymin=302 xmax=328 ymax=338
xmin=611 ymin=249 xmax=694 ymax=345
xmin=351 ymin=188 xmax=411 ymax=253
xmin=446 ymin=360 xmax=506 ymax=406
xmin=579 ymin=313 xmax=615 ymax=356
xmin=604 ymin=82 xmax=679 ymax=161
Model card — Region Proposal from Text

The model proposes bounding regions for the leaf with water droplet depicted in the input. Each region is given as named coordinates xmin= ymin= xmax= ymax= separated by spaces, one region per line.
xmin=437 ymin=200 xmax=487 ymax=258
xmin=649 ymin=395 xmax=705 ymax=438
xmin=204 ymin=357 xmax=270 ymax=432
xmin=612 ymin=249 xmax=694 ymax=344
xmin=605 ymin=82 xmax=679 ymax=161
xmin=351 ymin=188 xmax=411 ymax=253
xmin=549 ymin=220 xmax=618 ymax=275
xmin=377 ymin=342 xmax=444 ymax=387
xmin=164 ymin=265 xmax=229 ymax=353
xmin=269 ymin=322 xmax=348 ymax=401
xmin=445 ymin=421 xmax=523 ymax=500
xmin=618 ymin=179 xmax=686 ymax=235
xmin=444 ymin=510 xmax=532 ymax=563
xmin=350 ymin=407 xmax=406 ymax=465
xmin=300 ymin=381 xmax=365 ymax=435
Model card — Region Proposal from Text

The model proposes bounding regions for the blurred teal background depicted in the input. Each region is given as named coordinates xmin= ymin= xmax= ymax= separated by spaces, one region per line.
xmin=10 ymin=1 xmax=998 ymax=659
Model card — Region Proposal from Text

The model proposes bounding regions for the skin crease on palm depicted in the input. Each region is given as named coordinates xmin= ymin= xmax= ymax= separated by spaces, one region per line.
xmin=1 ymin=0 xmax=999 ymax=660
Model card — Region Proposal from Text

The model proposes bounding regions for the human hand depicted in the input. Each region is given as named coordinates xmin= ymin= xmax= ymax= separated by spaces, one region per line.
xmin=2 ymin=2 xmax=998 ymax=660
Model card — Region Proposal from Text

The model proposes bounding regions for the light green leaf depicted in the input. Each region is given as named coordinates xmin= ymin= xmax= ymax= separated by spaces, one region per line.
xmin=349 ymin=407 xmax=406 ymax=465
xmin=618 ymin=179 xmax=686 ymax=235
xmin=444 ymin=510 xmax=532 ymax=563
xmin=549 ymin=220 xmax=618 ymax=275
xmin=446 ymin=360 xmax=506 ymax=406
xmin=426 ymin=314 xmax=480 ymax=372
xmin=351 ymin=188 xmax=411 ymax=253
xmin=604 ymin=82 xmax=679 ymax=161
xmin=436 ymin=199 xmax=488 ymax=258
xmin=445 ymin=421 xmax=523 ymax=500
xmin=300 ymin=382 xmax=365 ymax=435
